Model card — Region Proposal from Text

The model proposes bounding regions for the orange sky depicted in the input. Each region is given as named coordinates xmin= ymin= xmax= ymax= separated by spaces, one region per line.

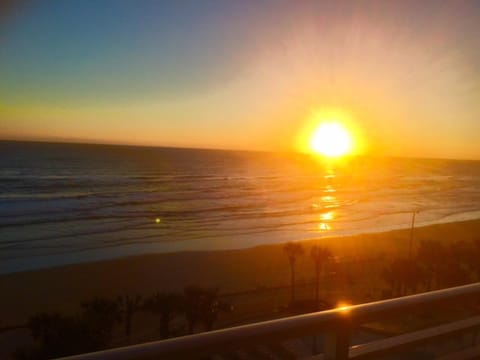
xmin=1 ymin=1 xmax=480 ymax=160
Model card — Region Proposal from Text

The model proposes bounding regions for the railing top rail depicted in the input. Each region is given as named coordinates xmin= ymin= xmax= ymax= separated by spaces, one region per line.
xmin=60 ymin=282 xmax=480 ymax=360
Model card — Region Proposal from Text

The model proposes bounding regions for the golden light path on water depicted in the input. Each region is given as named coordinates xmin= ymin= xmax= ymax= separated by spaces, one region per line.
xmin=313 ymin=172 xmax=339 ymax=234
xmin=320 ymin=211 xmax=334 ymax=221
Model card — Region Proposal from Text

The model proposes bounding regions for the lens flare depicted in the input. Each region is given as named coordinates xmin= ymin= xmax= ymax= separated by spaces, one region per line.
xmin=336 ymin=301 xmax=352 ymax=313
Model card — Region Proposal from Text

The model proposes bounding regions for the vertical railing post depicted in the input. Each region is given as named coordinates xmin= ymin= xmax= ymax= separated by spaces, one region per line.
xmin=323 ymin=319 xmax=351 ymax=360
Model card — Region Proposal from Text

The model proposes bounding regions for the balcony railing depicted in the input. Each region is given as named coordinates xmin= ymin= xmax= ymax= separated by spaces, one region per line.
xmin=61 ymin=282 xmax=480 ymax=360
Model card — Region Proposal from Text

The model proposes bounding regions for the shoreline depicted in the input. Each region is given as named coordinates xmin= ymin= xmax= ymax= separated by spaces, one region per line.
xmin=3 ymin=210 xmax=480 ymax=275
xmin=1 ymin=218 xmax=479 ymax=326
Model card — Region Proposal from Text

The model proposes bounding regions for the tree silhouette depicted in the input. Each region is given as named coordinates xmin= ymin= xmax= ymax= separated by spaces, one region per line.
xmin=198 ymin=288 xmax=233 ymax=331
xmin=19 ymin=313 xmax=89 ymax=359
xmin=437 ymin=241 xmax=471 ymax=288
xmin=183 ymin=286 xmax=205 ymax=334
xmin=310 ymin=245 xmax=332 ymax=309
xmin=117 ymin=294 xmax=142 ymax=338
xmin=183 ymin=286 xmax=232 ymax=333
xmin=144 ymin=292 xmax=182 ymax=338
xmin=283 ymin=241 xmax=304 ymax=304
xmin=416 ymin=239 xmax=472 ymax=290
xmin=417 ymin=240 xmax=445 ymax=290
xmin=18 ymin=298 xmax=121 ymax=360
xmin=80 ymin=297 xmax=122 ymax=347
xmin=383 ymin=257 xmax=424 ymax=297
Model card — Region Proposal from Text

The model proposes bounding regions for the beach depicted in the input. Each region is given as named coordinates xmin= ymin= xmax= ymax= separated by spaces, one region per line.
xmin=2 ymin=218 xmax=479 ymax=328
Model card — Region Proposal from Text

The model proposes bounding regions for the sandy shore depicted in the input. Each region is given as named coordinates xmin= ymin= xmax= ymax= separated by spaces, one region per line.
xmin=1 ymin=219 xmax=479 ymax=327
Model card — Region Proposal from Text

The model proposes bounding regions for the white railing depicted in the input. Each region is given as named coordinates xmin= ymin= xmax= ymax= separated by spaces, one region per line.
xmin=61 ymin=282 xmax=480 ymax=360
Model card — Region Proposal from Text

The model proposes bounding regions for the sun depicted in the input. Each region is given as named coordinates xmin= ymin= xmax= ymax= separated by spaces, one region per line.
xmin=295 ymin=108 xmax=363 ymax=156
xmin=310 ymin=122 xmax=352 ymax=157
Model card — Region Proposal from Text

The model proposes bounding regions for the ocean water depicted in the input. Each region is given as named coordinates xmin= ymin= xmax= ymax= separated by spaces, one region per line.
xmin=1 ymin=141 xmax=480 ymax=273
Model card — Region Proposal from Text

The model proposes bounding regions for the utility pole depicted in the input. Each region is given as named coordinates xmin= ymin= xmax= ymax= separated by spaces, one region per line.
xmin=408 ymin=210 xmax=418 ymax=259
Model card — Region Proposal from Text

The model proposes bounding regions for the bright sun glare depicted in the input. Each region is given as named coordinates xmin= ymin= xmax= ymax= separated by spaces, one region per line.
xmin=310 ymin=122 xmax=352 ymax=157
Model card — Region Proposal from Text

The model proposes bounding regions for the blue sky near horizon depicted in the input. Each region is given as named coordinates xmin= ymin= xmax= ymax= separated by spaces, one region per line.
xmin=1 ymin=1 xmax=480 ymax=159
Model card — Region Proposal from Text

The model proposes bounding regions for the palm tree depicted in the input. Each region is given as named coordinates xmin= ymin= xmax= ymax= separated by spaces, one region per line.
xmin=117 ymin=294 xmax=142 ymax=338
xmin=200 ymin=287 xmax=221 ymax=331
xmin=183 ymin=286 xmax=205 ymax=334
xmin=183 ymin=286 xmax=232 ymax=334
xmin=21 ymin=299 xmax=121 ymax=359
xmin=199 ymin=288 xmax=233 ymax=331
xmin=80 ymin=297 xmax=122 ymax=347
xmin=310 ymin=245 xmax=332 ymax=309
xmin=144 ymin=292 xmax=182 ymax=338
xmin=283 ymin=241 xmax=304 ymax=304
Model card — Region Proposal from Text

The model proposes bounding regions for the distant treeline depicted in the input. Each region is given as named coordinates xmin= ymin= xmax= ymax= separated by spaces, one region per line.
xmin=382 ymin=238 xmax=480 ymax=297
xmin=14 ymin=286 xmax=232 ymax=360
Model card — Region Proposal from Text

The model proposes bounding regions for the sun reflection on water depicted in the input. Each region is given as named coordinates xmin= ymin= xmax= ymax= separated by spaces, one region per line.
xmin=313 ymin=171 xmax=340 ymax=233
xmin=318 ymin=223 xmax=331 ymax=230
xmin=324 ymin=185 xmax=336 ymax=193
xmin=322 ymin=195 xmax=339 ymax=209
xmin=320 ymin=211 xmax=334 ymax=221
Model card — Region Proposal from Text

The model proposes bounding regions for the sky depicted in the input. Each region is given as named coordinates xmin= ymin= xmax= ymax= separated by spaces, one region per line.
xmin=1 ymin=0 xmax=480 ymax=159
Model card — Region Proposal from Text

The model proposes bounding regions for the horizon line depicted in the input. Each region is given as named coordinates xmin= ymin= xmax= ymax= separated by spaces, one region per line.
xmin=0 ymin=137 xmax=479 ymax=162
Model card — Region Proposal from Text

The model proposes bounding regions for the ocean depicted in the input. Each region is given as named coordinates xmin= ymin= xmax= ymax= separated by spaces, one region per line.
xmin=1 ymin=141 xmax=480 ymax=273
